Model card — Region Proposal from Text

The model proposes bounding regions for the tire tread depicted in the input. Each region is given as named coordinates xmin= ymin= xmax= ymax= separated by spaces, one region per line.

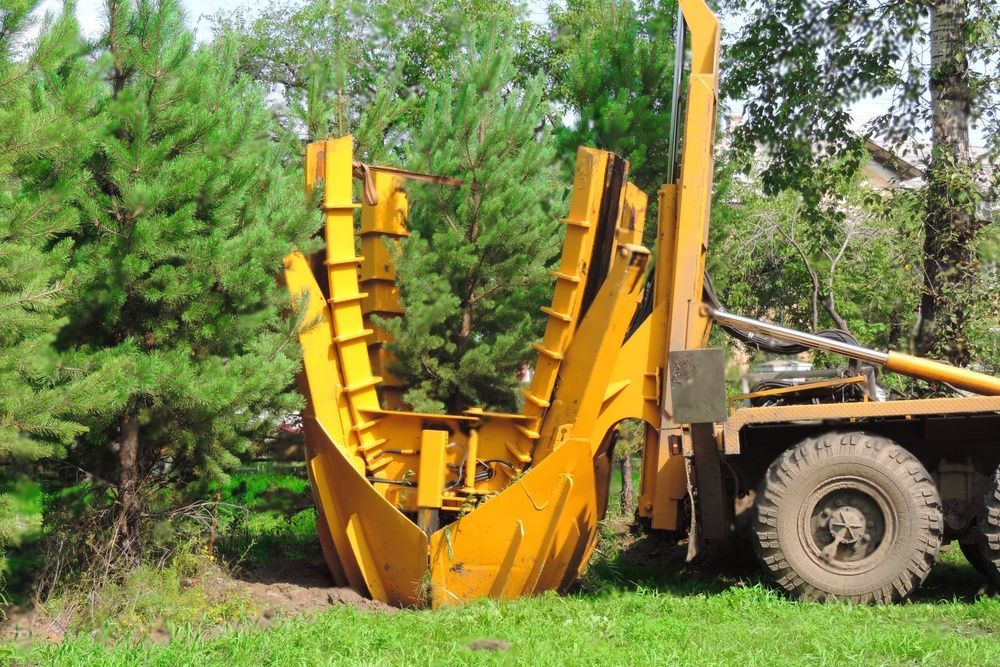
xmin=752 ymin=432 xmax=943 ymax=604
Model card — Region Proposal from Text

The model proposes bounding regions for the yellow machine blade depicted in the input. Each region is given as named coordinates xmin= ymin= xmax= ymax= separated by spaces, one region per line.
xmin=306 ymin=421 xmax=429 ymax=606
xmin=428 ymin=439 xmax=595 ymax=606
xmin=283 ymin=1 xmax=721 ymax=602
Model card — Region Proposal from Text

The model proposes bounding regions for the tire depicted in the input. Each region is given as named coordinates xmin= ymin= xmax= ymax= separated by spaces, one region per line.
xmin=753 ymin=432 xmax=943 ymax=603
xmin=958 ymin=537 xmax=994 ymax=580
xmin=975 ymin=466 xmax=1000 ymax=587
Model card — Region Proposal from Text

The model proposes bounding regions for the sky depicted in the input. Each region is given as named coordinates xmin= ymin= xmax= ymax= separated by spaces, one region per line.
xmin=37 ymin=0 xmax=246 ymax=41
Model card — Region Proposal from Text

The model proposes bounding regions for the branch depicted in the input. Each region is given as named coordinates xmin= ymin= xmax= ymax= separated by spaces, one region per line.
xmin=470 ymin=281 xmax=506 ymax=305
xmin=777 ymin=218 xmax=821 ymax=331
xmin=819 ymin=228 xmax=855 ymax=333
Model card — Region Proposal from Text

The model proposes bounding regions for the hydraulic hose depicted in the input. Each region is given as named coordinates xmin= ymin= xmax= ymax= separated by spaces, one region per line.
xmin=705 ymin=305 xmax=1000 ymax=396
xmin=702 ymin=273 xmax=860 ymax=356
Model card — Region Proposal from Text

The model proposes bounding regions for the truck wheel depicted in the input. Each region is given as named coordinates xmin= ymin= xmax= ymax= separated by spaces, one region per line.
xmin=753 ymin=432 xmax=943 ymax=603
xmin=958 ymin=537 xmax=994 ymax=580
xmin=974 ymin=466 xmax=1000 ymax=586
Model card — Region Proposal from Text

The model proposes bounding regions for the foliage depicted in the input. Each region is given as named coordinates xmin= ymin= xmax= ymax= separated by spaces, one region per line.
xmin=383 ymin=31 xmax=563 ymax=413
xmin=709 ymin=154 xmax=923 ymax=346
xmin=213 ymin=467 xmax=318 ymax=566
xmin=723 ymin=0 xmax=1000 ymax=366
xmin=211 ymin=0 xmax=404 ymax=158
xmin=0 ymin=2 xmax=116 ymax=584
xmin=4 ymin=462 xmax=316 ymax=625
xmin=210 ymin=0 xmax=539 ymax=154
xmin=46 ymin=0 xmax=317 ymax=569
xmin=547 ymin=0 xmax=679 ymax=196
xmin=20 ymin=465 xmax=315 ymax=640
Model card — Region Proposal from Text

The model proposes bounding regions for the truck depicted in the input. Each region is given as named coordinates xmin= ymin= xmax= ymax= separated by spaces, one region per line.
xmin=281 ymin=0 xmax=1000 ymax=607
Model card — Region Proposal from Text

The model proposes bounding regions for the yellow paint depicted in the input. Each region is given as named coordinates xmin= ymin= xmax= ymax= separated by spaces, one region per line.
xmin=417 ymin=430 xmax=447 ymax=510
xmin=282 ymin=0 xmax=728 ymax=611
xmin=346 ymin=513 xmax=387 ymax=601
xmin=536 ymin=245 xmax=650 ymax=458
xmin=885 ymin=352 xmax=1000 ymax=395
xmin=304 ymin=421 xmax=428 ymax=606
xmin=360 ymin=172 xmax=408 ymax=408
xmin=519 ymin=147 xmax=609 ymax=458
xmin=428 ymin=439 xmax=596 ymax=606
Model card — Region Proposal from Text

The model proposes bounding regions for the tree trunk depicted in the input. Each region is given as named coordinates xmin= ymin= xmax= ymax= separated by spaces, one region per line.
xmin=116 ymin=411 xmax=142 ymax=569
xmin=917 ymin=0 xmax=980 ymax=365
xmin=619 ymin=454 xmax=634 ymax=517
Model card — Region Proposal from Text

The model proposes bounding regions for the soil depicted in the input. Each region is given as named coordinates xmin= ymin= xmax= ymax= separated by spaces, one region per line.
xmin=235 ymin=558 xmax=394 ymax=617
xmin=1 ymin=558 xmax=393 ymax=645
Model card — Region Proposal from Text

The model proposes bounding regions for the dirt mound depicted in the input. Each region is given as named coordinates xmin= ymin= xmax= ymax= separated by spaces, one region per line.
xmin=1 ymin=558 xmax=392 ymax=645
xmin=236 ymin=559 xmax=395 ymax=616
xmin=2 ymin=608 xmax=71 ymax=644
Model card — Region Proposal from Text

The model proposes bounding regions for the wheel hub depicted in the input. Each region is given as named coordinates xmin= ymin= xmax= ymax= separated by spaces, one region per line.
xmin=823 ymin=506 xmax=868 ymax=545
xmin=801 ymin=478 xmax=894 ymax=573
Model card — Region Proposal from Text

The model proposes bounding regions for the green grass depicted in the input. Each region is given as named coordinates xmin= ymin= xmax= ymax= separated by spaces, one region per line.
xmin=8 ymin=464 xmax=1000 ymax=665
xmin=214 ymin=466 xmax=321 ymax=566
xmin=34 ymin=552 xmax=257 ymax=639
xmin=2 ymin=477 xmax=45 ymax=603
xmin=9 ymin=535 xmax=1000 ymax=666
xmin=9 ymin=564 xmax=1000 ymax=666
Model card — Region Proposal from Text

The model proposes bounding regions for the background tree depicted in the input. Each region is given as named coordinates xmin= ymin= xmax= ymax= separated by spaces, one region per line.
xmin=383 ymin=31 xmax=563 ymax=413
xmin=547 ymin=0 xmax=678 ymax=198
xmin=0 ymin=3 xmax=114 ymax=579
xmin=724 ymin=0 xmax=1000 ymax=367
xmin=709 ymin=154 xmax=924 ymax=351
xmin=211 ymin=0 xmax=538 ymax=153
xmin=210 ymin=0 xmax=404 ymax=158
xmin=53 ymin=0 xmax=316 ymax=569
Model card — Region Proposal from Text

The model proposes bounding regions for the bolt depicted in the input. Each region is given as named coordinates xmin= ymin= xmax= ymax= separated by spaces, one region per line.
xmin=861 ymin=534 xmax=871 ymax=544
xmin=867 ymin=521 xmax=875 ymax=528
xmin=836 ymin=499 xmax=844 ymax=507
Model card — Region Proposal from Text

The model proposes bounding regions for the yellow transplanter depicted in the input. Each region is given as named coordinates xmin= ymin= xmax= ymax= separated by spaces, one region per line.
xmin=283 ymin=0 xmax=1000 ymax=608
xmin=282 ymin=0 xmax=722 ymax=608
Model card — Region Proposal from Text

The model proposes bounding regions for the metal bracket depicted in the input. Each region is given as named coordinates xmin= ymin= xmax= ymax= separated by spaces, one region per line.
xmin=669 ymin=348 xmax=727 ymax=424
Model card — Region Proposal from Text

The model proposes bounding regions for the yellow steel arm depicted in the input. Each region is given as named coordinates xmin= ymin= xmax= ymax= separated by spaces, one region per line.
xmin=661 ymin=0 xmax=720 ymax=360
xmin=582 ymin=0 xmax=723 ymax=531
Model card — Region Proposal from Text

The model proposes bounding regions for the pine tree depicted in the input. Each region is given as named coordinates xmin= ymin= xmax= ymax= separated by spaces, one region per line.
xmin=548 ymin=0 xmax=678 ymax=195
xmin=55 ymin=0 xmax=316 ymax=567
xmin=0 ymin=4 xmax=108 ymax=577
xmin=385 ymin=31 xmax=563 ymax=414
